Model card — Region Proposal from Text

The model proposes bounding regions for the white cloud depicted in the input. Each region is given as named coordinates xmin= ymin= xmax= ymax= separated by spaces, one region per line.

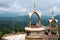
xmin=0 ymin=7 xmax=8 ymax=11
xmin=54 ymin=7 xmax=60 ymax=13
xmin=0 ymin=2 xmax=30 ymax=13
xmin=0 ymin=0 xmax=8 ymax=2
xmin=0 ymin=0 xmax=60 ymax=15
xmin=50 ymin=6 xmax=60 ymax=13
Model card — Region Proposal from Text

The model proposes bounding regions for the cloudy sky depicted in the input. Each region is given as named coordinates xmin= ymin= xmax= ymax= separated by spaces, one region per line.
xmin=0 ymin=0 xmax=60 ymax=16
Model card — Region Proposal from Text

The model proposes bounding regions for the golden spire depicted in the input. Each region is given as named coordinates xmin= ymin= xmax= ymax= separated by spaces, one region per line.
xmin=51 ymin=8 xmax=54 ymax=19
xmin=52 ymin=9 xmax=54 ymax=16
xmin=34 ymin=0 xmax=36 ymax=12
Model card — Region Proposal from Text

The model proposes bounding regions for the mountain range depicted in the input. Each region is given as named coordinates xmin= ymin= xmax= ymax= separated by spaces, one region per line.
xmin=0 ymin=15 xmax=60 ymax=31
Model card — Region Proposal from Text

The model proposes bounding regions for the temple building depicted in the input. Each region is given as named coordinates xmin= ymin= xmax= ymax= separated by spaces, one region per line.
xmin=25 ymin=2 xmax=59 ymax=40
xmin=2 ymin=1 xmax=59 ymax=40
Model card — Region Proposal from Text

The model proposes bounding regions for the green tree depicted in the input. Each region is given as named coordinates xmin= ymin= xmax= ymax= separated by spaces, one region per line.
xmin=0 ymin=32 xmax=3 ymax=40
xmin=2 ymin=27 xmax=11 ymax=36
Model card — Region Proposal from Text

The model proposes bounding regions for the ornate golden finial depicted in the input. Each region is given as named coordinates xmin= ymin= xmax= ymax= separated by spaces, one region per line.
xmin=34 ymin=0 xmax=36 ymax=12
xmin=51 ymin=8 xmax=54 ymax=19
xmin=52 ymin=9 xmax=54 ymax=16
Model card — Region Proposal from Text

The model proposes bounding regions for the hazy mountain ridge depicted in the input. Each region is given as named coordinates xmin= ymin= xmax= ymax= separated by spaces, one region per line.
xmin=55 ymin=15 xmax=60 ymax=26
xmin=0 ymin=15 xmax=60 ymax=31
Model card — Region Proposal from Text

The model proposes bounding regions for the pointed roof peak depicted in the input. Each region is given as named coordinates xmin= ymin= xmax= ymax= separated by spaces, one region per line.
xmin=34 ymin=1 xmax=36 ymax=12
xmin=52 ymin=9 xmax=54 ymax=16
xmin=51 ymin=8 xmax=54 ymax=19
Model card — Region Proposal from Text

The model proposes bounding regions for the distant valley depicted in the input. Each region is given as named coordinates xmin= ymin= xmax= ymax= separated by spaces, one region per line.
xmin=0 ymin=15 xmax=60 ymax=31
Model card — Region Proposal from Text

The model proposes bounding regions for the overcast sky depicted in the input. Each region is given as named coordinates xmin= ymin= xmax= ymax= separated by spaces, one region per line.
xmin=0 ymin=0 xmax=60 ymax=16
